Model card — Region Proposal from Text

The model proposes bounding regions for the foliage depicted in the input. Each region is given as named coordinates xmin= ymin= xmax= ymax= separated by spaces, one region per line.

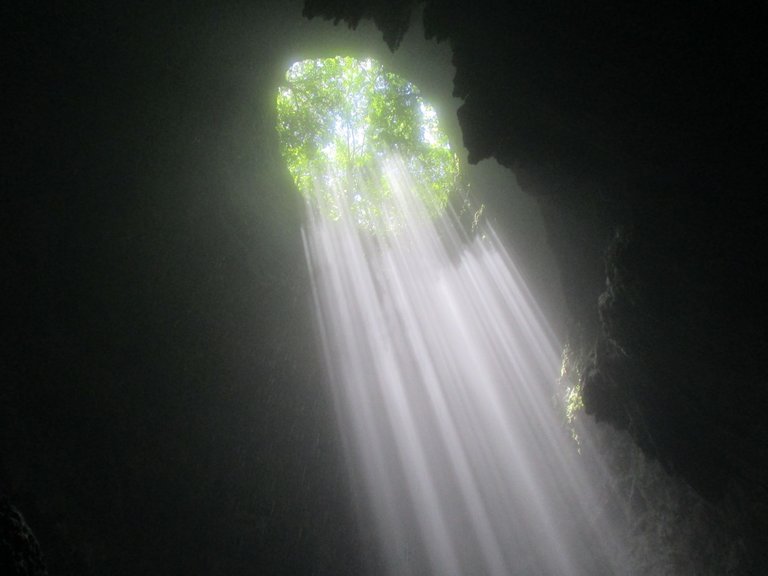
xmin=558 ymin=340 xmax=586 ymax=447
xmin=276 ymin=56 xmax=460 ymax=232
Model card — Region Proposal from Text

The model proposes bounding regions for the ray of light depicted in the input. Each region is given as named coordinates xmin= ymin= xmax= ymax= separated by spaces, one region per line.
xmin=302 ymin=154 xmax=629 ymax=575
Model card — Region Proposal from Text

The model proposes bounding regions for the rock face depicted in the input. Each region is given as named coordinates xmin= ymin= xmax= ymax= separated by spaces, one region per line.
xmin=305 ymin=0 xmax=768 ymax=566
xmin=0 ymin=499 xmax=47 ymax=576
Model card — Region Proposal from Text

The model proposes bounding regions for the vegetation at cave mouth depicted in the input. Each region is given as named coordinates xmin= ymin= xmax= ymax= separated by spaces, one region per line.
xmin=276 ymin=56 xmax=460 ymax=233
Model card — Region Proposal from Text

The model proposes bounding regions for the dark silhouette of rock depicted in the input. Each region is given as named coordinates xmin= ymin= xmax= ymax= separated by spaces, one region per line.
xmin=303 ymin=0 xmax=768 ymax=569
xmin=0 ymin=498 xmax=47 ymax=576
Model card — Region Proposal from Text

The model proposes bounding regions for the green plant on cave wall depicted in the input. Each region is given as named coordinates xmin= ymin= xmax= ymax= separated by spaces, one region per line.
xmin=558 ymin=340 xmax=586 ymax=447
xmin=276 ymin=56 xmax=460 ymax=232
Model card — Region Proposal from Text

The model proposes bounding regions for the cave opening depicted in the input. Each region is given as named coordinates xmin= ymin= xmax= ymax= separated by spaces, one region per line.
xmin=276 ymin=55 xmax=460 ymax=234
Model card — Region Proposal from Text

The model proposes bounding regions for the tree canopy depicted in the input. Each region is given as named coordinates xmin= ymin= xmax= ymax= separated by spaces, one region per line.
xmin=276 ymin=56 xmax=460 ymax=232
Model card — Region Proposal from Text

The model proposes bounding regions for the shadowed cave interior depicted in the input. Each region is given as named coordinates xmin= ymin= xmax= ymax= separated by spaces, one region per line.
xmin=3 ymin=1 xmax=767 ymax=574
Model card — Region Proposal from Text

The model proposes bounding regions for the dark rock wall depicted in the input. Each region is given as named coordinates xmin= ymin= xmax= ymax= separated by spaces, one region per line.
xmin=3 ymin=2 xmax=392 ymax=574
xmin=305 ymin=0 xmax=768 ymax=568
xmin=1 ymin=499 xmax=48 ymax=576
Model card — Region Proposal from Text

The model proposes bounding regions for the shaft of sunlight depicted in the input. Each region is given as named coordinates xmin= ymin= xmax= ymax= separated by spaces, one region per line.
xmin=303 ymin=154 xmax=629 ymax=575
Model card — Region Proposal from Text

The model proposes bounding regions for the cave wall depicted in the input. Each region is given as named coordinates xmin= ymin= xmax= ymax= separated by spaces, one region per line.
xmin=304 ymin=0 xmax=768 ymax=567
xmin=3 ymin=2 xmax=405 ymax=574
